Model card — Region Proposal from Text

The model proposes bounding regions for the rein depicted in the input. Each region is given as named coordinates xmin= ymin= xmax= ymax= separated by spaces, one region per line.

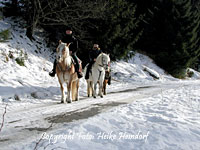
xmin=98 ymin=70 xmax=102 ymax=81
xmin=97 ymin=55 xmax=104 ymax=68
xmin=98 ymin=55 xmax=108 ymax=69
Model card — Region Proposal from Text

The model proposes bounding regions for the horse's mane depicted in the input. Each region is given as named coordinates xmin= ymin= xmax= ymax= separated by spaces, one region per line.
xmin=96 ymin=53 xmax=103 ymax=63
xmin=97 ymin=52 xmax=109 ymax=59
xmin=56 ymin=42 xmax=71 ymax=68
xmin=58 ymin=42 xmax=70 ymax=57
xmin=96 ymin=53 xmax=110 ymax=66
xmin=97 ymin=52 xmax=106 ymax=59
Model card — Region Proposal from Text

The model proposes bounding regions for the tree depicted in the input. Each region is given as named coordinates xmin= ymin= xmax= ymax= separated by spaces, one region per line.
xmin=136 ymin=0 xmax=200 ymax=78
xmin=96 ymin=0 xmax=143 ymax=60
xmin=21 ymin=0 xmax=107 ymax=41
xmin=2 ymin=0 xmax=19 ymax=17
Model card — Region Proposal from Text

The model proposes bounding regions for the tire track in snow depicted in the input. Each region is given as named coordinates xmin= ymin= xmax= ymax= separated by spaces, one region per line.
xmin=0 ymin=82 xmax=191 ymax=149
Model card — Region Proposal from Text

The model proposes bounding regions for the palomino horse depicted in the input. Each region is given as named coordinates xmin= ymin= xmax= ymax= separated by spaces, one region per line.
xmin=56 ymin=40 xmax=79 ymax=103
xmin=86 ymin=53 xmax=110 ymax=98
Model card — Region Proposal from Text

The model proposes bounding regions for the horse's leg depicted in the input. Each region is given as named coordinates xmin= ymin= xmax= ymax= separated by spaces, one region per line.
xmin=104 ymin=81 xmax=107 ymax=95
xmin=93 ymin=82 xmax=97 ymax=98
xmin=72 ymin=80 xmax=79 ymax=101
xmin=90 ymin=81 xmax=94 ymax=97
xmin=71 ymin=81 xmax=75 ymax=101
xmin=58 ymin=76 xmax=65 ymax=103
xmin=87 ymin=80 xmax=93 ymax=97
xmin=99 ymin=80 xmax=104 ymax=98
xmin=99 ymin=72 xmax=106 ymax=98
xmin=75 ymin=80 xmax=79 ymax=101
xmin=103 ymin=80 xmax=107 ymax=95
xmin=102 ymin=80 xmax=105 ymax=95
xmin=67 ymin=81 xmax=72 ymax=103
xmin=87 ymin=80 xmax=90 ymax=97
xmin=98 ymin=82 xmax=101 ymax=96
xmin=61 ymin=84 xmax=65 ymax=103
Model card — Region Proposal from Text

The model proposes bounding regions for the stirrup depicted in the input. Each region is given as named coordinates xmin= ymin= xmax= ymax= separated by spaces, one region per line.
xmin=49 ymin=71 xmax=56 ymax=77
xmin=85 ymin=73 xmax=89 ymax=79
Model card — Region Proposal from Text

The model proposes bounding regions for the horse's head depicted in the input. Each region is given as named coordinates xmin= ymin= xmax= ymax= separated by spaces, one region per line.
xmin=56 ymin=40 xmax=70 ymax=62
xmin=97 ymin=53 xmax=110 ymax=71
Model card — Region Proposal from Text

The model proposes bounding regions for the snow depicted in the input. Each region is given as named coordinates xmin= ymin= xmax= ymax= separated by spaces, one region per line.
xmin=0 ymin=17 xmax=200 ymax=150
xmin=187 ymin=68 xmax=200 ymax=79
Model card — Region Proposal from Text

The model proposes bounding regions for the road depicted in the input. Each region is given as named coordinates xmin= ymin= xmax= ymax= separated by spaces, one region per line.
xmin=0 ymin=81 xmax=193 ymax=149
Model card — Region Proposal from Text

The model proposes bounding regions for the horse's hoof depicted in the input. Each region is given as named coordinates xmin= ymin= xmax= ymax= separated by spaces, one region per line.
xmin=93 ymin=96 xmax=96 ymax=98
xmin=100 ymin=95 xmax=103 ymax=98
xmin=61 ymin=101 xmax=64 ymax=103
xmin=67 ymin=100 xmax=72 ymax=103
xmin=88 ymin=95 xmax=90 ymax=97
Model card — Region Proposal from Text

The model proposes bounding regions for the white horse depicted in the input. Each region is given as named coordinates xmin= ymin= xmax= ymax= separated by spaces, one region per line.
xmin=86 ymin=53 xmax=110 ymax=98
xmin=56 ymin=40 xmax=79 ymax=103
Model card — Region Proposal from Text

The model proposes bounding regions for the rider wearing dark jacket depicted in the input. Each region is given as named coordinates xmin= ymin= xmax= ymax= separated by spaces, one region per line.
xmin=85 ymin=44 xmax=102 ymax=80
xmin=49 ymin=28 xmax=83 ymax=78
xmin=62 ymin=31 xmax=78 ymax=54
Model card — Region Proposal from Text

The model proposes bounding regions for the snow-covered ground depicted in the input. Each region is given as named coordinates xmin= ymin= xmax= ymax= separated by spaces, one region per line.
xmin=0 ymin=17 xmax=200 ymax=150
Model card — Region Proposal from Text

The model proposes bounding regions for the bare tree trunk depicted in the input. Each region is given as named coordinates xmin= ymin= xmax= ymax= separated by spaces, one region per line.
xmin=12 ymin=0 xmax=18 ymax=15
xmin=26 ymin=25 xmax=34 ymax=41
xmin=25 ymin=0 xmax=37 ymax=40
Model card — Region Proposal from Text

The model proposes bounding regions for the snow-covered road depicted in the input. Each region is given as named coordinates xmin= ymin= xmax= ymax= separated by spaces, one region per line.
xmin=1 ymin=81 xmax=200 ymax=150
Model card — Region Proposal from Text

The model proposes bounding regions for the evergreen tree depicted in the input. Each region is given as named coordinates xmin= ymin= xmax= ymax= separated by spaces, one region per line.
xmin=96 ymin=0 xmax=143 ymax=60
xmin=136 ymin=0 xmax=200 ymax=78
xmin=2 ymin=0 xmax=19 ymax=16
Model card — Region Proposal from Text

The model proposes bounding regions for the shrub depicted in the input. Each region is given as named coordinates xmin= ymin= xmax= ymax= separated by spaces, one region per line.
xmin=15 ymin=50 xmax=28 ymax=66
xmin=187 ymin=69 xmax=194 ymax=78
xmin=0 ymin=29 xmax=10 ymax=42
xmin=15 ymin=57 xmax=25 ymax=66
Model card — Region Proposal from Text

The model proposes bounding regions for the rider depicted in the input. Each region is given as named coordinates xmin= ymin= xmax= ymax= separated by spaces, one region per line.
xmin=85 ymin=44 xmax=102 ymax=80
xmin=49 ymin=28 xmax=83 ymax=78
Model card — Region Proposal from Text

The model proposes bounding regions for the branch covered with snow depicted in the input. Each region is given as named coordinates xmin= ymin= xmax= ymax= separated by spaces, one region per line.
xmin=0 ymin=104 xmax=8 ymax=133
xmin=34 ymin=123 xmax=53 ymax=150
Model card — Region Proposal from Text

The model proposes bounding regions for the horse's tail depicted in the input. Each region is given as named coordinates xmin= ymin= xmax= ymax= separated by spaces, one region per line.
xmin=103 ymin=79 xmax=108 ymax=95
xmin=72 ymin=80 xmax=79 ymax=100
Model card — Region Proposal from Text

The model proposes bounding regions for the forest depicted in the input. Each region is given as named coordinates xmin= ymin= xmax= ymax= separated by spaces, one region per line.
xmin=1 ymin=0 xmax=200 ymax=78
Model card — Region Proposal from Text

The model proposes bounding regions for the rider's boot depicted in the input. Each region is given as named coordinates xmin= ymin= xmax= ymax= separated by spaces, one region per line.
xmin=73 ymin=55 xmax=83 ymax=79
xmin=77 ymin=71 xmax=83 ymax=78
xmin=85 ymin=68 xmax=89 ymax=80
xmin=49 ymin=59 xmax=57 ymax=77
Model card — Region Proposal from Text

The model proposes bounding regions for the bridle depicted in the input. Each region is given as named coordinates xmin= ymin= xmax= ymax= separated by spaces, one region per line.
xmin=56 ymin=44 xmax=72 ymax=73
xmin=98 ymin=54 xmax=109 ymax=71
xmin=96 ymin=54 xmax=110 ymax=81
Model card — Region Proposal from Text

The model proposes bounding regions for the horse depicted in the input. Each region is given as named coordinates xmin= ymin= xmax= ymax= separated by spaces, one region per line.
xmin=102 ymin=67 xmax=111 ymax=95
xmin=56 ymin=40 xmax=79 ymax=103
xmin=86 ymin=53 xmax=110 ymax=98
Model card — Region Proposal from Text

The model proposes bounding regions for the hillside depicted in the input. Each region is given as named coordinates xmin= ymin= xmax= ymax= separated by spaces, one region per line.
xmin=1 ymin=17 xmax=200 ymax=150
xmin=0 ymin=17 xmax=182 ymax=102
